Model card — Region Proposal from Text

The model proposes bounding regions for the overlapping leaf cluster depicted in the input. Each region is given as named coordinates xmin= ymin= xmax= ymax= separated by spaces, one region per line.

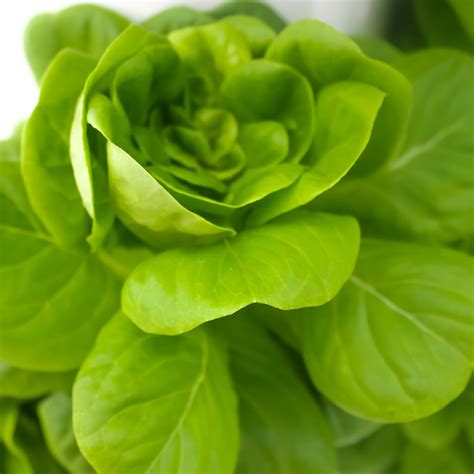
xmin=0 ymin=2 xmax=473 ymax=473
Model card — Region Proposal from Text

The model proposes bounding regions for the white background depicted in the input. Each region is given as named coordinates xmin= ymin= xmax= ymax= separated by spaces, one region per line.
xmin=0 ymin=0 xmax=388 ymax=139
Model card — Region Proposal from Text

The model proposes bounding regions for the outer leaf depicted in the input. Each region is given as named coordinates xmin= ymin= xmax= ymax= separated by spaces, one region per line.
xmin=122 ymin=211 xmax=360 ymax=335
xmin=22 ymin=49 xmax=95 ymax=247
xmin=315 ymin=50 xmax=474 ymax=244
xmin=73 ymin=314 xmax=239 ymax=474
xmin=0 ymin=135 xmax=120 ymax=371
xmin=265 ymin=19 xmax=411 ymax=175
xmin=247 ymin=81 xmax=384 ymax=226
xmin=0 ymin=232 xmax=120 ymax=371
xmin=0 ymin=361 xmax=75 ymax=399
xmin=299 ymin=239 xmax=474 ymax=422
xmin=217 ymin=315 xmax=337 ymax=474
xmin=24 ymin=4 xmax=129 ymax=82
xmin=38 ymin=392 xmax=93 ymax=474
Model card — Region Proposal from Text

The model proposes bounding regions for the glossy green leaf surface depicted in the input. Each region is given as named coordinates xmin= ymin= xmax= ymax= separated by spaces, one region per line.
xmin=107 ymin=142 xmax=235 ymax=249
xmin=0 ymin=133 xmax=120 ymax=371
xmin=217 ymin=315 xmax=337 ymax=474
xmin=266 ymin=19 xmax=411 ymax=175
xmin=22 ymin=49 xmax=95 ymax=247
xmin=315 ymin=49 xmax=474 ymax=244
xmin=24 ymin=4 xmax=129 ymax=82
xmin=73 ymin=314 xmax=239 ymax=474
xmin=123 ymin=212 xmax=360 ymax=335
xmin=299 ymin=239 xmax=474 ymax=422
xmin=247 ymin=80 xmax=384 ymax=226
xmin=38 ymin=392 xmax=93 ymax=473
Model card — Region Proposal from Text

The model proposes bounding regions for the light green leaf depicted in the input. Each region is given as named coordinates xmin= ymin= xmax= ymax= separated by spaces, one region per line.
xmin=107 ymin=142 xmax=235 ymax=249
xmin=299 ymin=239 xmax=474 ymax=422
xmin=353 ymin=36 xmax=402 ymax=63
xmin=315 ymin=50 xmax=474 ymax=244
xmin=217 ymin=315 xmax=337 ymax=474
xmin=24 ymin=4 xmax=129 ymax=82
xmin=122 ymin=211 xmax=360 ymax=335
xmin=210 ymin=1 xmax=287 ymax=32
xmin=169 ymin=22 xmax=252 ymax=99
xmin=247 ymin=81 xmax=384 ymax=226
xmin=221 ymin=59 xmax=314 ymax=164
xmin=73 ymin=313 xmax=239 ymax=474
xmin=0 ymin=230 xmax=120 ymax=371
xmin=38 ymin=392 xmax=93 ymax=473
xmin=218 ymin=15 xmax=276 ymax=56
xmin=70 ymin=25 xmax=166 ymax=248
xmin=142 ymin=6 xmax=213 ymax=35
xmin=22 ymin=49 xmax=95 ymax=248
xmin=0 ymin=135 xmax=120 ymax=371
xmin=0 ymin=361 xmax=75 ymax=399
xmin=266 ymin=19 xmax=411 ymax=175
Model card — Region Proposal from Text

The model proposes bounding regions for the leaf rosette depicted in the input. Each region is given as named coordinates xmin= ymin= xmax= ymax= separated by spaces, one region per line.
xmin=21 ymin=6 xmax=411 ymax=335
xmin=67 ymin=14 xmax=410 ymax=249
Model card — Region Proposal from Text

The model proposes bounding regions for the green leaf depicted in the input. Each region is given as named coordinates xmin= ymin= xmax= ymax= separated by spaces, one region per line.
xmin=0 ymin=128 xmax=40 ymax=232
xmin=266 ymin=19 xmax=411 ymax=175
xmin=217 ymin=315 xmax=337 ymax=474
xmin=22 ymin=49 xmax=95 ymax=248
xmin=0 ymin=135 xmax=120 ymax=371
xmin=73 ymin=313 xmax=239 ymax=474
xmin=247 ymin=81 xmax=384 ymax=226
xmin=221 ymin=59 xmax=315 ymax=164
xmin=338 ymin=426 xmax=404 ymax=474
xmin=218 ymin=15 xmax=276 ymax=56
xmin=122 ymin=211 xmax=360 ymax=335
xmin=107 ymin=142 xmax=235 ymax=248
xmin=0 ymin=231 xmax=120 ymax=371
xmin=38 ymin=392 xmax=93 ymax=473
xmin=70 ymin=25 xmax=167 ymax=248
xmin=352 ymin=36 xmax=402 ymax=63
xmin=210 ymin=0 xmax=287 ymax=32
xmin=299 ymin=239 xmax=474 ymax=422
xmin=0 ymin=361 xmax=75 ymax=399
xmin=315 ymin=50 xmax=474 ymax=244
xmin=323 ymin=399 xmax=381 ymax=448
xmin=24 ymin=4 xmax=129 ymax=83
xmin=168 ymin=22 xmax=252 ymax=96
xmin=142 ymin=6 xmax=214 ymax=35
